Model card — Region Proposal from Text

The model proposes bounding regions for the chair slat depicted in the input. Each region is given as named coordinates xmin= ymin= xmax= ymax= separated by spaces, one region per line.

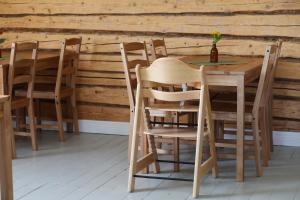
xmin=143 ymin=89 xmax=200 ymax=102
xmin=12 ymin=59 xmax=34 ymax=69
xmin=140 ymin=57 xmax=203 ymax=84
xmin=127 ymin=59 xmax=149 ymax=69
xmin=122 ymin=42 xmax=146 ymax=51
xmin=150 ymin=39 xmax=168 ymax=60
xmin=62 ymin=66 xmax=74 ymax=75
xmin=64 ymin=38 xmax=82 ymax=46
xmin=14 ymin=42 xmax=38 ymax=51
xmin=13 ymin=75 xmax=31 ymax=85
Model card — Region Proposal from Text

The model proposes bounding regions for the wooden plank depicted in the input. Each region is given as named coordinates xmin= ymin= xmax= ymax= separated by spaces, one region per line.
xmin=273 ymin=99 xmax=300 ymax=120
xmin=78 ymin=104 xmax=129 ymax=121
xmin=276 ymin=60 xmax=300 ymax=80
xmin=2 ymin=32 xmax=300 ymax=59
xmin=76 ymin=77 xmax=126 ymax=87
xmin=273 ymin=119 xmax=300 ymax=132
xmin=38 ymin=102 xmax=130 ymax=121
xmin=1 ymin=15 xmax=299 ymax=38
xmin=0 ymin=0 xmax=298 ymax=14
xmin=76 ymin=87 xmax=129 ymax=106
xmin=77 ymin=71 xmax=125 ymax=79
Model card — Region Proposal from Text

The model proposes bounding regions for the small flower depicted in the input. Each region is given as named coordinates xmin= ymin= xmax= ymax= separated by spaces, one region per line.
xmin=211 ymin=31 xmax=221 ymax=44
xmin=0 ymin=31 xmax=5 ymax=44
xmin=0 ymin=38 xmax=5 ymax=44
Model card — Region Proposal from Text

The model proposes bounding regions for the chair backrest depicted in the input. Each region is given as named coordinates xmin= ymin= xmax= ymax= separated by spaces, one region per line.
xmin=8 ymin=41 xmax=39 ymax=98
xmin=150 ymin=39 xmax=168 ymax=61
xmin=265 ymin=40 xmax=283 ymax=102
xmin=135 ymin=57 xmax=212 ymax=130
xmin=55 ymin=37 xmax=81 ymax=94
xmin=120 ymin=41 xmax=150 ymax=110
xmin=253 ymin=42 xmax=281 ymax=115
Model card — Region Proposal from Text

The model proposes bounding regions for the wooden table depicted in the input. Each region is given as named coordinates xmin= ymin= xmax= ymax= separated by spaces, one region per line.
xmin=181 ymin=55 xmax=263 ymax=182
xmin=0 ymin=50 xmax=76 ymax=95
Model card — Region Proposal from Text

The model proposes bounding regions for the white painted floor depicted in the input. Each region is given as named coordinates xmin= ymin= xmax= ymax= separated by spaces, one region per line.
xmin=13 ymin=132 xmax=300 ymax=200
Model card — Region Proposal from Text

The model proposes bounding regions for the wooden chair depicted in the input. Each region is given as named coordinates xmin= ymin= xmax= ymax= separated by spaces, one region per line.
xmin=128 ymin=57 xmax=218 ymax=198
xmin=263 ymin=40 xmax=283 ymax=156
xmin=0 ymin=95 xmax=13 ymax=200
xmin=211 ymin=44 xmax=280 ymax=176
xmin=150 ymin=38 xmax=201 ymax=159
xmin=150 ymin=38 xmax=168 ymax=61
xmin=8 ymin=41 xmax=39 ymax=152
xmin=32 ymin=38 xmax=81 ymax=141
xmin=212 ymin=40 xmax=282 ymax=166
xmin=120 ymin=41 xmax=181 ymax=171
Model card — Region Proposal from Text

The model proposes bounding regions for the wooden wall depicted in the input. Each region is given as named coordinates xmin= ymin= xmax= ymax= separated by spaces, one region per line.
xmin=0 ymin=0 xmax=300 ymax=131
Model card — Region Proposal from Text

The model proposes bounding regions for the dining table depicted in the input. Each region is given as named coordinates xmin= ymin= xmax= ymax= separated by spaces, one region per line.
xmin=0 ymin=51 xmax=263 ymax=182
xmin=0 ymin=50 xmax=77 ymax=95
xmin=181 ymin=55 xmax=263 ymax=182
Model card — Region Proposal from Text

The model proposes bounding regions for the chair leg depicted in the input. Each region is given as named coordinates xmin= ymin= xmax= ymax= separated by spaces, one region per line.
xmin=192 ymin=130 xmax=204 ymax=198
xmin=208 ymin=125 xmax=219 ymax=178
xmin=35 ymin=99 xmax=42 ymax=133
xmin=55 ymin=99 xmax=64 ymax=142
xmin=141 ymin=127 xmax=149 ymax=174
xmin=71 ymin=93 xmax=79 ymax=135
xmin=128 ymin=110 xmax=134 ymax=161
xmin=147 ymin=135 xmax=160 ymax=173
xmin=66 ymin=98 xmax=73 ymax=133
xmin=268 ymin=102 xmax=274 ymax=152
xmin=7 ymin=107 xmax=16 ymax=159
xmin=252 ymin=118 xmax=262 ymax=177
xmin=260 ymin=109 xmax=270 ymax=167
xmin=28 ymin=100 xmax=38 ymax=151
xmin=173 ymin=137 xmax=180 ymax=172
xmin=128 ymin=116 xmax=141 ymax=193
xmin=10 ymin=132 xmax=16 ymax=159
xmin=15 ymin=108 xmax=25 ymax=132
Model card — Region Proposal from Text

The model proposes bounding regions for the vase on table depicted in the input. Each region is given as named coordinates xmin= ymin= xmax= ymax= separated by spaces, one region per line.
xmin=210 ymin=43 xmax=218 ymax=63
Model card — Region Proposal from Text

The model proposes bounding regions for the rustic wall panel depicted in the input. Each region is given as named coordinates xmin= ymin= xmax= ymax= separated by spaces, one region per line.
xmin=0 ymin=0 xmax=299 ymax=131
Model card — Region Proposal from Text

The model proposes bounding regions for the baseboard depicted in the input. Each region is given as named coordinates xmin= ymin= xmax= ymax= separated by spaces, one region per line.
xmin=273 ymin=131 xmax=300 ymax=147
xmin=61 ymin=120 xmax=300 ymax=147
xmin=79 ymin=120 xmax=129 ymax=135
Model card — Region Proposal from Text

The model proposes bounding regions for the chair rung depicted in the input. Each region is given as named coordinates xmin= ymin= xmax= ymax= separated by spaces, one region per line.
xmin=151 ymin=121 xmax=197 ymax=127
xmin=134 ymin=175 xmax=193 ymax=182
xmin=215 ymin=139 xmax=255 ymax=148
xmin=36 ymin=124 xmax=58 ymax=129
xmin=217 ymin=153 xmax=255 ymax=160
xmin=157 ymin=159 xmax=195 ymax=165
xmin=156 ymin=148 xmax=173 ymax=155
xmin=14 ymin=131 xmax=31 ymax=137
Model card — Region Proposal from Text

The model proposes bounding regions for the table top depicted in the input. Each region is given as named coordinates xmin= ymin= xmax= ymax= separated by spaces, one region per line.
xmin=181 ymin=55 xmax=263 ymax=86
xmin=0 ymin=50 xmax=76 ymax=69
xmin=181 ymin=55 xmax=262 ymax=75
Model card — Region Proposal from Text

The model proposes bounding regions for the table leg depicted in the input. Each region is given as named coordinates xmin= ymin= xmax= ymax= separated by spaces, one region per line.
xmin=236 ymin=76 xmax=245 ymax=182
xmin=0 ymin=99 xmax=14 ymax=200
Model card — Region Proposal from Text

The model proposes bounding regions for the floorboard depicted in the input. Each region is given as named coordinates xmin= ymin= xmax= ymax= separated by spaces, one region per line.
xmin=12 ymin=132 xmax=300 ymax=200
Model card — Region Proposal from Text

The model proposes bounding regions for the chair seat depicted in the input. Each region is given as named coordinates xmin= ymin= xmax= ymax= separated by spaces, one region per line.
xmin=212 ymin=102 xmax=253 ymax=122
xmin=11 ymin=97 xmax=29 ymax=109
xmin=144 ymin=127 xmax=206 ymax=138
